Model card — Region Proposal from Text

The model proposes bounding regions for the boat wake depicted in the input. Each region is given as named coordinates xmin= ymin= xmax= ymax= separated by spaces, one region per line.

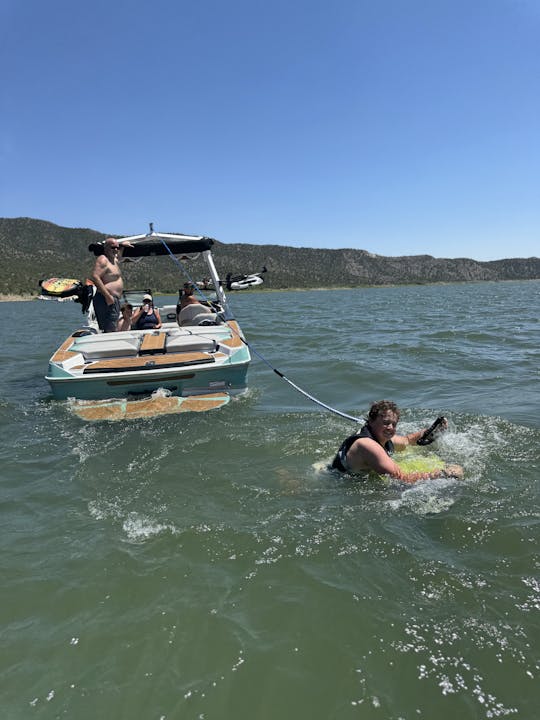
xmin=385 ymin=477 xmax=459 ymax=515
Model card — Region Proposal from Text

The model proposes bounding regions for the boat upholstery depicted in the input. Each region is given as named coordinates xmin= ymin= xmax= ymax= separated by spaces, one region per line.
xmin=73 ymin=339 xmax=139 ymax=360
xmin=165 ymin=334 xmax=217 ymax=353
xmin=178 ymin=304 xmax=214 ymax=326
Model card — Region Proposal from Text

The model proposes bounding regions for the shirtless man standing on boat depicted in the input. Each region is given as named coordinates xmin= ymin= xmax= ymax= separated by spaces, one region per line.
xmin=91 ymin=237 xmax=133 ymax=333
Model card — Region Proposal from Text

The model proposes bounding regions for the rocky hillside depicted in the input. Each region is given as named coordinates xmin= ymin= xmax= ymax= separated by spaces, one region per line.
xmin=1 ymin=217 xmax=538 ymax=295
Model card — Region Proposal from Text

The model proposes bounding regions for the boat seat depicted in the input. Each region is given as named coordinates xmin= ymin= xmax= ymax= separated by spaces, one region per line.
xmin=178 ymin=304 xmax=220 ymax=326
xmin=73 ymin=332 xmax=135 ymax=343
xmin=75 ymin=339 xmax=139 ymax=360
xmin=166 ymin=334 xmax=217 ymax=353
xmin=160 ymin=304 xmax=178 ymax=322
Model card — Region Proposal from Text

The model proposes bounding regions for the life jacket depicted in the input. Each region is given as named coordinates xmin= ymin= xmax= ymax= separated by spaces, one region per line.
xmin=331 ymin=424 xmax=394 ymax=472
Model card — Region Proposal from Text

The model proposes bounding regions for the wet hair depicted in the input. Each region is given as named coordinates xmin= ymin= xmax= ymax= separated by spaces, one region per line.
xmin=120 ymin=303 xmax=133 ymax=313
xmin=367 ymin=400 xmax=400 ymax=423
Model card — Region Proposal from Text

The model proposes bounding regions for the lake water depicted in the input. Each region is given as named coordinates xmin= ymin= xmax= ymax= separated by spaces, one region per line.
xmin=1 ymin=281 xmax=539 ymax=719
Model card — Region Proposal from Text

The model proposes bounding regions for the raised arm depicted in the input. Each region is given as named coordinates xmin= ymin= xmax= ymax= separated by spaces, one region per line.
xmin=131 ymin=306 xmax=145 ymax=325
xmin=392 ymin=417 xmax=449 ymax=451
xmin=117 ymin=239 xmax=134 ymax=257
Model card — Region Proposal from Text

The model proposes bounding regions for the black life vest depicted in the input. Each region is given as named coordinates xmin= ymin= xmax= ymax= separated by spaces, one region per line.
xmin=331 ymin=424 xmax=394 ymax=472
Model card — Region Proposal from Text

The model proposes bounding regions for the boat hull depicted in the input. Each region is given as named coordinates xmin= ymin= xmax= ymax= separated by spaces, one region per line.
xmin=46 ymin=321 xmax=250 ymax=401
xmin=46 ymin=359 xmax=250 ymax=400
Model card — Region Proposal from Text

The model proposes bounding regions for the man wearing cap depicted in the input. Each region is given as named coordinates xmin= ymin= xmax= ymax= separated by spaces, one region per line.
xmin=91 ymin=237 xmax=133 ymax=332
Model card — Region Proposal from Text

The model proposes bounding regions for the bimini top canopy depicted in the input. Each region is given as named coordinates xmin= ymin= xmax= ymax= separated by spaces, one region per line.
xmin=89 ymin=228 xmax=215 ymax=258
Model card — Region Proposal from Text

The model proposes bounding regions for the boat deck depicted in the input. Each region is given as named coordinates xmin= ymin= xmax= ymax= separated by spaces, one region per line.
xmin=50 ymin=320 xmax=245 ymax=377
xmin=46 ymin=302 xmax=250 ymax=402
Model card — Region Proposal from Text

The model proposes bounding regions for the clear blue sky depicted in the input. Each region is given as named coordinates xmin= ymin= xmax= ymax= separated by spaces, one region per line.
xmin=1 ymin=0 xmax=538 ymax=260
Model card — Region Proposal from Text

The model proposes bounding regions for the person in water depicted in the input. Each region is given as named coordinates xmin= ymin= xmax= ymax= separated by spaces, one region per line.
xmin=132 ymin=294 xmax=162 ymax=330
xmin=91 ymin=237 xmax=133 ymax=332
xmin=332 ymin=400 xmax=463 ymax=483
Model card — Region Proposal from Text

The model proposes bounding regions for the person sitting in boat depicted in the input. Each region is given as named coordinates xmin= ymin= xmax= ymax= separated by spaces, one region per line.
xmin=117 ymin=303 xmax=133 ymax=331
xmin=132 ymin=294 xmax=162 ymax=330
xmin=178 ymin=283 xmax=204 ymax=310
xmin=176 ymin=283 xmax=214 ymax=325
xmin=331 ymin=400 xmax=463 ymax=483
xmin=177 ymin=283 xmax=205 ymax=313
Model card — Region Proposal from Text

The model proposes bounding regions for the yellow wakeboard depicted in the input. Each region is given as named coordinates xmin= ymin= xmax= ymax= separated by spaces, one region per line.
xmin=394 ymin=450 xmax=446 ymax=475
xmin=40 ymin=277 xmax=81 ymax=297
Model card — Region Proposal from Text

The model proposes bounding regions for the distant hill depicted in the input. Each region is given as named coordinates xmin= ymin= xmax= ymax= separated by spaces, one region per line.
xmin=1 ymin=217 xmax=538 ymax=296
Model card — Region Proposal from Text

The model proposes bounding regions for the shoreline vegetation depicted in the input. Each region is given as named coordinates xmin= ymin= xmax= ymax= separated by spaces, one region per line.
xmin=0 ymin=294 xmax=36 ymax=302
xmin=3 ymin=278 xmax=539 ymax=303
xmin=2 ymin=219 xmax=539 ymax=297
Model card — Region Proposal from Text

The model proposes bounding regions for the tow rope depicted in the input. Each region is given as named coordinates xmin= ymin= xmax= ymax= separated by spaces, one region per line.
xmin=244 ymin=341 xmax=363 ymax=424
xmin=158 ymin=236 xmax=363 ymax=424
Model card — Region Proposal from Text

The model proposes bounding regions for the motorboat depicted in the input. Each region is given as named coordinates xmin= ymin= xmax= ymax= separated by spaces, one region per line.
xmin=225 ymin=266 xmax=267 ymax=290
xmin=42 ymin=228 xmax=251 ymax=418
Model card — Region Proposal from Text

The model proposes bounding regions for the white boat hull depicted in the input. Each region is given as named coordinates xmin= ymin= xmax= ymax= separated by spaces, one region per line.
xmin=46 ymin=321 xmax=250 ymax=401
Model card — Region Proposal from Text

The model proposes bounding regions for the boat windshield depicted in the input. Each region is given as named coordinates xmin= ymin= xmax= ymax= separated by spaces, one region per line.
xmin=122 ymin=289 xmax=152 ymax=306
